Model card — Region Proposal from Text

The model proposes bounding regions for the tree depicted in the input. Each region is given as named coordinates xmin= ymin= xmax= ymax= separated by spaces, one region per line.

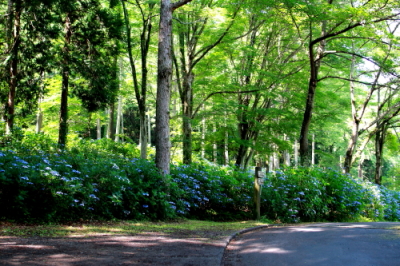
xmin=120 ymin=0 xmax=155 ymax=159
xmin=172 ymin=0 xmax=240 ymax=165
xmin=55 ymin=0 xmax=121 ymax=146
xmin=215 ymin=5 xmax=305 ymax=168
xmin=155 ymin=0 xmax=193 ymax=174
xmin=343 ymin=23 xmax=400 ymax=174
xmin=1 ymin=0 xmax=54 ymax=134
xmin=296 ymin=0 xmax=400 ymax=165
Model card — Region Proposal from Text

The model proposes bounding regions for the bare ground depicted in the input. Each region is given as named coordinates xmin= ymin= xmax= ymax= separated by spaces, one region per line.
xmin=0 ymin=230 xmax=232 ymax=266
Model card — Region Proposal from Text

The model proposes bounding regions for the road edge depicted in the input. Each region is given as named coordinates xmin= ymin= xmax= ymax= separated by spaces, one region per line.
xmin=219 ymin=224 xmax=271 ymax=266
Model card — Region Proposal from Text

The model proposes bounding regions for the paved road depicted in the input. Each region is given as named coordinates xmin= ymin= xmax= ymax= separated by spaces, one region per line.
xmin=222 ymin=222 xmax=400 ymax=266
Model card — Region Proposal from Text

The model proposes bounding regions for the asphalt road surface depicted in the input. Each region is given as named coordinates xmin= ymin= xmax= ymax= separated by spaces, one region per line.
xmin=222 ymin=222 xmax=400 ymax=266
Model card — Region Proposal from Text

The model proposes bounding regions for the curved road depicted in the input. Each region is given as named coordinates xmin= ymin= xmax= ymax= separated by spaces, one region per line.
xmin=222 ymin=222 xmax=400 ymax=266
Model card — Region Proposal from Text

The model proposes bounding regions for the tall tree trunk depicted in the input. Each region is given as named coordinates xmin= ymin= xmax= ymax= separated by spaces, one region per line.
xmin=343 ymin=54 xmax=361 ymax=173
xmin=299 ymin=9 xmax=329 ymax=165
xmin=97 ymin=118 xmax=101 ymax=139
xmin=174 ymin=3 xmax=238 ymax=165
xmin=374 ymin=126 xmax=386 ymax=185
xmin=182 ymin=71 xmax=194 ymax=164
xmin=5 ymin=0 xmax=21 ymax=135
xmin=36 ymin=104 xmax=43 ymax=134
xmin=58 ymin=14 xmax=72 ymax=147
xmin=213 ymin=123 xmax=217 ymax=163
xmin=115 ymin=96 xmax=123 ymax=142
xmin=139 ymin=110 xmax=147 ymax=158
xmin=224 ymin=130 xmax=229 ymax=165
xmin=294 ymin=139 xmax=298 ymax=167
xmin=358 ymin=155 xmax=364 ymax=179
xmin=156 ymin=0 xmax=173 ymax=174
xmin=147 ymin=113 xmax=151 ymax=145
xmin=121 ymin=0 xmax=151 ymax=159
xmin=201 ymin=111 xmax=206 ymax=158
xmin=107 ymin=103 xmax=115 ymax=139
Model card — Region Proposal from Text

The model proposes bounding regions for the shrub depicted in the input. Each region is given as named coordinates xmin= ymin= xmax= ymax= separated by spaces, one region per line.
xmin=1 ymin=134 xmax=399 ymax=223
xmin=169 ymin=162 xmax=254 ymax=221
xmin=260 ymin=167 xmax=394 ymax=223
xmin=0 ymin=141 xmax=172 ymax=223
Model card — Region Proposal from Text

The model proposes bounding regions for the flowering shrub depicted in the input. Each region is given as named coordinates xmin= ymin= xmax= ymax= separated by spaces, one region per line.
xmin=0 ymin=141 xmax=171 ymax=223
xmin=0 ymin=135 xmax=399 ymax=223
xmin=169 ymin=163 xmax=253 ymax=220
xmin=261 ymin=167 xmax=400 ymax=223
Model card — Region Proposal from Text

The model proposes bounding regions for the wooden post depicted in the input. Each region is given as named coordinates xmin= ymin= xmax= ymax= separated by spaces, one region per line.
xmin=254 ymin=166 xmax=265 ymax=220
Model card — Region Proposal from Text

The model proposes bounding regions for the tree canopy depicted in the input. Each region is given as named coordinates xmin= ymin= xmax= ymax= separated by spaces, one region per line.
xmin=1 ymin=0 xmax=400 ymax=186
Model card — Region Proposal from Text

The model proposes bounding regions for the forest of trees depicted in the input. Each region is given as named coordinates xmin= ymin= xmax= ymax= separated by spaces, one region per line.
xmin=1 ymin=0 xmax=400 ymax=187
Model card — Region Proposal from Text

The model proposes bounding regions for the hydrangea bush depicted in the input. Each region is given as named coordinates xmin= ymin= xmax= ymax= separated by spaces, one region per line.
xmin=0 ymin=135 xmax=399 ymax=223
xmin=169 ymin=163 xmax=253 ymax=220
xmin=261 ymin=167 xmax=400 ymax=223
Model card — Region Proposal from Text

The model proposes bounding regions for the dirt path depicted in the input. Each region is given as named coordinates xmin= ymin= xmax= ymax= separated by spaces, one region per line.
xmin=1 ymin=232 xmax=229 ymax=266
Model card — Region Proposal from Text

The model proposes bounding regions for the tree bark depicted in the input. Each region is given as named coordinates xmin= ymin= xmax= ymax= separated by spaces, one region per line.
xmin=299 ymin=27 xmax=327 ymax=165
xmin=36 ymin=106 xmax=43 ymax=134
xmin=374 ymin=126 xmax=386 ymax=185
xmin=107 ymin=103 xmax=115 ymax=139
xmin=97 ymin=118 xmax=101 ymax=139
xmin=343 ymin=55 xmax=359 ymax=173
xmin=5 ymin=0 xmax=21 ymax=135
xmin=121 ymin=0 xmax=151 ymax=159
xmin=181 ymin=71 xmax=194 ymax=164
xmin=156 ymin=0 xmax=173 ymax=174
xmin=58 ymin=14 xmax=72 ymax=147
xmin=115 ymin=95 xmax=123 ymax=142
xmin=156 ymin=0 xmax=193 ymax=174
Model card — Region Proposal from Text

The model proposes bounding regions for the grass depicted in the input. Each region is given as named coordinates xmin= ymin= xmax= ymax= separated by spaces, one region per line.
xmin=0 ymin=219 xmax=271 ymax=239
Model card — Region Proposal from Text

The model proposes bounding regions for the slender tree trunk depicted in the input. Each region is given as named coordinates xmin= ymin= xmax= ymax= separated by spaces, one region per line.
xmin=5 ymin=0 xmax=21 ymax=135
xmin=139 ymin=110 xmax=147 ymax=158
xmin=344 ymin=54 xmax=360 ymax=173
xmin=121 ymin=0 xmax=151 ymax=159
xmin=299 ymin=15 xmax=328 ymax=165
xmin=224 ymin=130 xmax=229 ymax=165
xmin=147 ymin=113 xmax=151 ymax=145
xmin=283 ymin=135 xmax=290 ymax=167
xmin=121 ymin=112 xmax=124 ymax=142
xmin=107 ymin=103 xmax=115 ymax=139
xmin=36 ymin=109 xmax=43 ymax=134
xmin=358 ymin=154 xmax=364 ymax=179
xmin=374 ymin=127 xmax=386 ymax=185
xmin=182 ymin=71 xmax=194 ymax=164
xmin=244 ymin=148 xmax=255 ymax=168
xmin=115 ymin=96 xmax=122 ymax=142
xmin=97 ymin=118 xmax=101 ymax=139
xmin=294 ymin=139 xmax=298 ymax=167
xmin=201 ymin=111 xmax=206 ymax=158
xmin=58 ymin=14 xmax=72 ymax=147
xmin=213 ymin=123 xmax=217 ymax=163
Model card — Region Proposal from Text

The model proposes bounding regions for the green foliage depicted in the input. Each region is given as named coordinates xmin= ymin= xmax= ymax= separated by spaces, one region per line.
xmin=261 ymin=167 xmax=400 ymax=223
xmin=0 ymin=136 xmax=399 ymax=224
xmin=0 ymin=136 xmax=168 ymax=223
xmin=170 ymin=162 xmax=254 ymax=221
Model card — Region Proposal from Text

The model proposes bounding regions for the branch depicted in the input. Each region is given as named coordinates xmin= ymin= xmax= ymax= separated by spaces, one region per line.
xmin=311 ymin=12 xmax=400 ymax=46
xmin=322 ymin=50 xmax=400 ymax=80
xmin=360 ymin=101 xmax=400 ymax=134
xmin=191 ymin=5 xmax=241 ymax=69
xmin=192 ymin=90 xmax=260 ymax=118
xmin=172 ymin=0 xmax=194 ymax=11
xmin=317 ymin=75 xmax=375 ymax=86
